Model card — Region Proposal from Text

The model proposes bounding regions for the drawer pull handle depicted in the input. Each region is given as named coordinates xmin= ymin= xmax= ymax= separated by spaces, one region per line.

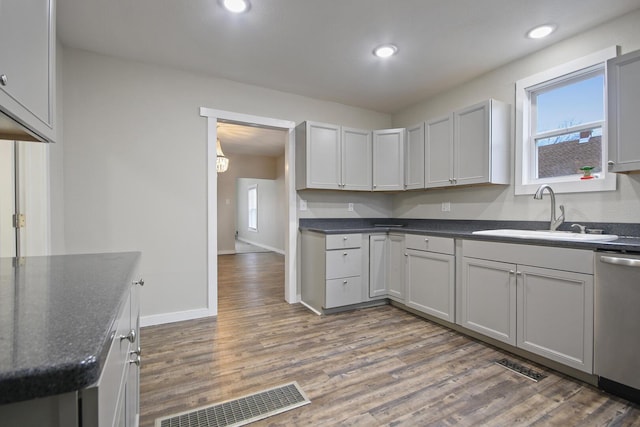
xmin=343 ymin=280 xmax=348 ymax=284
xmin=120 ymin=329 xmax=136 ymax=343
xmin=133 ymin=278 xmax=145 ymax=286
xmin=129 ymin=354 xmax=141 ymax=367
xmin=343 ymin=252 xmax=347 ymax=256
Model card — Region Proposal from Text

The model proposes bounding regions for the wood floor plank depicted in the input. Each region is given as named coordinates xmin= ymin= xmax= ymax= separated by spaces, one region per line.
xmin=139 ymin=252 xmax=640 ymax=426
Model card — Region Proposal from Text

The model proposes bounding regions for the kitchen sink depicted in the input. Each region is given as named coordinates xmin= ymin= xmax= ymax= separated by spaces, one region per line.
xmin=472 ymin=229 xmax=618 ymax=242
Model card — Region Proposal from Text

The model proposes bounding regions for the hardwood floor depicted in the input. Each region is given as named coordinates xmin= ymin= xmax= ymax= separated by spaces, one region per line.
xmin=139 ymin=252 xmax=640 ymax=426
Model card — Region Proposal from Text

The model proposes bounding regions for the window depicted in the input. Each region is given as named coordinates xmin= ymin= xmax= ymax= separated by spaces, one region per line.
xmin=515 ymin=47 xmax=617 ymax=194
xmin=248 ymin=184 xmax=257 ymax=231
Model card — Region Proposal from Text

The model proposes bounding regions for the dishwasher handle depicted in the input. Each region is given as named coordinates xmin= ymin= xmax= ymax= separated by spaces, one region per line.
xmin=600 ymin=255 xmax=640 ymax=268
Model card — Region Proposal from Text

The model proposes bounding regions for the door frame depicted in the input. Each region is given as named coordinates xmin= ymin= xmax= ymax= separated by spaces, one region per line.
xmin=200 ymin=108 xmax=298 ymax=315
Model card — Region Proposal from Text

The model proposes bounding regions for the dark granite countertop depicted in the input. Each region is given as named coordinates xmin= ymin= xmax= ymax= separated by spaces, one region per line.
xmin=299 ymin=218 xmax=640 ymax=252
xmin=0 ymin=252 xmax=141 ymax=405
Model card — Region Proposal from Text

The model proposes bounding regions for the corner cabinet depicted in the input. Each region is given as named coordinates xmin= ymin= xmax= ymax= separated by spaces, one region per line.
xmin=426 ymin=99 xmax=509 ymax=188
xmin=460 ymin=240 xmax=594 ymax=373
xmin=368 ymin=233 xmax=405 ymax=301
xmin=373 ymin=128 xmax=405 ymax=191
xmin=404 ymin=123 xmax=425 ymax=189
xmin=0 ymin=0 xmax=56 ymax=142
xmin=607 ymin=48 xmax=640 ymax=173
xmin=295 ymin=121 xmax=372 ymax=191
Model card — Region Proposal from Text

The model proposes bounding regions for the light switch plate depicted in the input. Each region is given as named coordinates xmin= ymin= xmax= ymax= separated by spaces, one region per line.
xmin=348 ymin=203 xmax=354 ymax=211
xmin=300 ymin=199 xmax=307 ymax=211
xmin=441 ymin=202 xmax=451 ymax=212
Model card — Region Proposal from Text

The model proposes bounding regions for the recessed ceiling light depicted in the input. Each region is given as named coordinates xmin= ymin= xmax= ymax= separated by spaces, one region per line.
xmin=527 ymin=24 xmax=556 ymax=39
xmin=221 ymin=0 xmax=250 ymax=13
xmin=373 ymin=44 xmax=398 ymax=58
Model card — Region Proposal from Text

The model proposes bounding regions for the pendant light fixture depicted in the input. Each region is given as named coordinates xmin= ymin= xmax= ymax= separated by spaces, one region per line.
xmin=216 ymin=138 xmax=229 ymax=173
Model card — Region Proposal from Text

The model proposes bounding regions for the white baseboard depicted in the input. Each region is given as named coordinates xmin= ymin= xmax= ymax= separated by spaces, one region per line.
xmin=141 ymin=307 xmax=216 ymax=327
xmin=218 ymin=249 xmax=236 ymax=255
xmin=237 ymin=237 xmax=285 ymax=255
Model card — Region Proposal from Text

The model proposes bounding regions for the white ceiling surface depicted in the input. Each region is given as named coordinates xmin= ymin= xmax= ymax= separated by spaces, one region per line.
xmin=57 ymin=0 xmax=640 ymax=115
xmin=217 ymin=122 xmax=287 ymax=157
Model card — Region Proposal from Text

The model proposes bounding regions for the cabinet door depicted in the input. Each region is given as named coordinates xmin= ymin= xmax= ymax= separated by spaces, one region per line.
xmin=425 ymin=115 xmax=454 ymax=188
xmin=306 ymin=122 xmax=341 ymax=189
xmin=461 ymin=257 xmax=516 ymax=345
xmin=369 ymin=235 xmax=388 ymax=298
xmin=454 ymin=100 xmax=491 ymax=186
xmin=387 ymin=234 xmax=405 ymax=301
xmin=0 ymin=0 xmax=54 ymax=140
xmin=405 ymin=249 xmax=455 ymax=322
xmin=373 ymin=128 xmax=405 ymax=191
xmin=608 ymin=49 xmax=640 ymax=173
xmin=517 ymin=265 xmax=594 ymax=373
xmin=405 ymin=123 xmax=425 ymax=189
xmin=341 ymin=127 xmax=372 ymax=190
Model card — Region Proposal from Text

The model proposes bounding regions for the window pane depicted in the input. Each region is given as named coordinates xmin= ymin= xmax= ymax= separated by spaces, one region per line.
xmin=535 ymin=73 xmax=604 ymax=134
xmin=536 ymin=127 xmax=602 ymax=178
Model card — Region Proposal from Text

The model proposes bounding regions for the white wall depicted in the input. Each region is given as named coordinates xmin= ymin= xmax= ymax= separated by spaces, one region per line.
xmin=60 ymin=47 xmax=391 ymax=321
xmin=391 ymin=10 xmax=640 ymax=223
xmin=236 ymin=177 xmax=284 ymax=253
xmin=217 ymin=153 xmax=279 ymax=253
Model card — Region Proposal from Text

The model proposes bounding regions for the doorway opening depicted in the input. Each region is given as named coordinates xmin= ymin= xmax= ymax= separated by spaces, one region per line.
xmin=200 ymin=108 xmax=297 ymax=317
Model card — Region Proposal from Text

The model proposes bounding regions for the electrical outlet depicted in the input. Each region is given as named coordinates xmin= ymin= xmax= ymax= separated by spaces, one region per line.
xmin=348 ymin=203 xmax=354 ymax=212
xmin=299 ymin=199 xmax=307 ymax=211
xmin=441 ymin=202 xmax=451 ymax=212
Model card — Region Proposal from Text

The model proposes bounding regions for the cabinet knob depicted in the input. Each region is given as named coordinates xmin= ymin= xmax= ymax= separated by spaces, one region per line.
xmin=0 ymin=74 xmax=7 ymax=86
xmin=343 ymin=236 xmax=348 ymax=240
xmin=343 ymin=252 xmax=347 ymax=256
xmin=516 ymin=271 xmax=522 ymax=276
xmin=424 ymin=238 xmax=429 ymax=243
xmin=509 ymin=270 xmax=515 ymax=275
xmin=120 ymin=329 xmax=136 ymax=343
xmin=404 ymin=253 xmax=408 ymax=257
xmin=129 ymin=354 xmax=141 ymax=367
xmin=343 ymin=280 xmax=348 ymax=284
xmin=133 ymin=278 xmax=145 ymax=286
xmin=608 ymin=160 xmax=615 ymax=166
xmin=132 ymin=347 xmax=142 ymax=356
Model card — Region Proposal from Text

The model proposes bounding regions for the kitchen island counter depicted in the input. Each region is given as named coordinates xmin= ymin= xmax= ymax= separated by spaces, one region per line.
xmin=0 ymin=252 xmax=141 ymax=405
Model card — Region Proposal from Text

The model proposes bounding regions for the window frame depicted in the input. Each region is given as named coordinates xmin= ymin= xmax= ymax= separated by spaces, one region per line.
xmin=247 ymin=184 xmax=258 ymax=232
xmin=515 ymin=46 xmax=617 ymax=195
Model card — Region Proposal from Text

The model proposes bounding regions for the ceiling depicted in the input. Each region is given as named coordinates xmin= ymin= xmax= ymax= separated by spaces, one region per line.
xmin=217 ymin=122 xmax=287 ymax=157
xmin=56 ymin=0 xmax=640 ymax=154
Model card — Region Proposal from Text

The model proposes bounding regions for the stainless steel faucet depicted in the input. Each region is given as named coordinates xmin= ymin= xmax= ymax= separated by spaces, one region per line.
xmin=533 ymin=184 xmax=565 ymax=231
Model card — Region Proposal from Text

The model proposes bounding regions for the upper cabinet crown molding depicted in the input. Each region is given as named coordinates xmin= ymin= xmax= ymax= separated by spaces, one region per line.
xmin=0 ymin=0 xmax=56 ymax=143
xmin=607 ymin=48 xmax=640 ymax=173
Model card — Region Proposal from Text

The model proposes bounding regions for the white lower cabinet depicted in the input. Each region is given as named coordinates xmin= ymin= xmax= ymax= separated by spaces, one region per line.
xmin=404 ymin=235 xmax=455 ymax=322
xmin=368 ymin=233 xmax=405 ymax=301
xmin=301 ymin=231 xmax=367 ymax=312
xmin=461 ymin=240 xmax=594 ymax=373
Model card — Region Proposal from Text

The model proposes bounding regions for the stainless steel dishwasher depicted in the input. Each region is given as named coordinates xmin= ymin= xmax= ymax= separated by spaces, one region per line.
xmin=595 ymin=251 xmax=640 ymax=404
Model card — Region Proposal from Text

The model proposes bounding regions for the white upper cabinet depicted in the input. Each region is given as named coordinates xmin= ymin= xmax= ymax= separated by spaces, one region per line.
xmin=425 ymin=115 xmax=454 ymax=188
xmin=608 ymin=49 xmax=640 ymax=173
xmin=296 ymin=121 xmax=341 ymax=190
xmin=373 ymin=128 xmax=405 ymax=191
xmin=296 ymin=121 xmax=372 ymax=191
xmin=426 ymin=99 xmax=509 ymax=188
xmin=342 ymin=127 xmax=372 ymax=191
xmin=0 ymin=0 xmax=56 ymax=142
xmin=404 ymin=123 xmax=425 ymax=189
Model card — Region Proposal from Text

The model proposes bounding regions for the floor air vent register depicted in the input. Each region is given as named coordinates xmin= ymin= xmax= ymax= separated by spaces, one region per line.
xmin=495 ymin=358 xmax=547 ymax=382
xmin=155 ymin=382 xmax=310 ymax=427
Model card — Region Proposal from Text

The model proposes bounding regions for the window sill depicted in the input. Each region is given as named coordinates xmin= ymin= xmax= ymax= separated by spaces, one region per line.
xmin=515 ymin=174 xmax=616 ymax=195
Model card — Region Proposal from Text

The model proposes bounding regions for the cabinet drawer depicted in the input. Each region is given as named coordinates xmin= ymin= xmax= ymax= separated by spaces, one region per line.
xmin=405 ymin=234 xmax=454 ymax=254
xmin=325 ymin=276 xmax=363 ymax=308
xmin=326 ymin=248 xmax=362 ymax=279
xmin=326 ymin=234 xmax=362 ymax=250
